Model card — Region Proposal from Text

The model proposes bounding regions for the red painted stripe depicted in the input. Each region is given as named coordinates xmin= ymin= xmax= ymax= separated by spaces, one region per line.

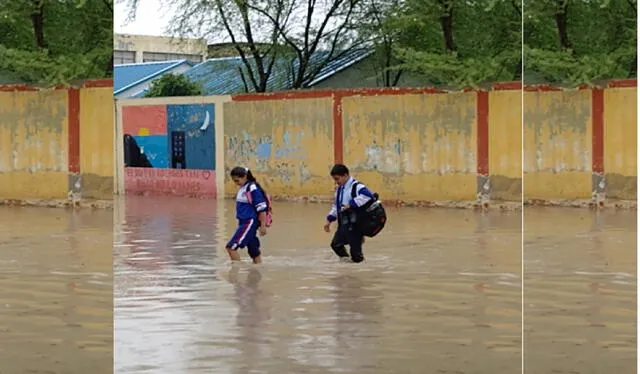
xmin=83 ymin=79 xmax=113 ymax=88
xmin=493 ymin=81 xmax=522 ymax=90
xmin=608 ymin=79 xmax=637 ymax=88
xmin=233 ymin=90 xmax=332 ymax=101
xmin=68 ymin=88 xmax=81 ymax=173
xmin=0 ymin=85 xmax=38 ymax=92
xmin=476 ymin=91 xmax=489 ymax=175
xmin=333 ymin=93 xmax=344 ymax=164
xmin=232 ymin=86 xmax=448 ymax=101
xmin=339 ymin=87 xmax=446 ymax=97
xmin=591 ymin=88 xmax=604 ymax=174
xmin=523 ymin=84 xmax=563 ymax=92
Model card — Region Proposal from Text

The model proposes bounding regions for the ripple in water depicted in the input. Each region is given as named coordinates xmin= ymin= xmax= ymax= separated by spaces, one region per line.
xmin=0 ymin=206 xmax=113 ymax=374
xmin=115 ymin=196 xmax=521 ymax=374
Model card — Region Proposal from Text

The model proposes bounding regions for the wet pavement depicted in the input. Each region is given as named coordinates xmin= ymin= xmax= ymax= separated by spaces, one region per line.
xmin=524 ymin=207 xmax=636 ymax=374
xmin=0 ymin=206 xmax=113 ymax=374
xmin=115 ymin=196 xmax=521 ymax=374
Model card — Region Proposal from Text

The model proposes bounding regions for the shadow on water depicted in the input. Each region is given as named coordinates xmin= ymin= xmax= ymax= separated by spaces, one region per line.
xmin=524 ymin=207 xmax=636 ymax=374
xmin=115 ymin=195 xmax=522 ymax=374
xmin=0 ymin=206 xmax=113 ymax=374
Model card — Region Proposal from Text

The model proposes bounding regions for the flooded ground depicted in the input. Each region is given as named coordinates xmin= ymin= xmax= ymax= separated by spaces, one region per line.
xmin=0 ymin=206 xmax=113 ymax=374
xmin=115 ymin=196 xmax=521 ymax=374
xmin=524 ymin=207 xmax=636 ymax=374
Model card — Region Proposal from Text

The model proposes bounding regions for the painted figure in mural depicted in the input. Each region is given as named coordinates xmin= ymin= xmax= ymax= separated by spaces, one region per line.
xmin=324 ymin=164 xmax=377 ymax=263
xmin=123 ymin=134 xmax=152 ymax=168
xmin=226 ymin=167 xmax=272 ymax=264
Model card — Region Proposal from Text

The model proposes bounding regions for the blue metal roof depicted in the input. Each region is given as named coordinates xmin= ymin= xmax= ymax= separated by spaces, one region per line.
xmin=184 ymin=48 xmax=373 ymax=95
xmin=127 ymin=48 xmax=373 ymax=98
xmin=114 ymin=60 xmax=193 ymax=95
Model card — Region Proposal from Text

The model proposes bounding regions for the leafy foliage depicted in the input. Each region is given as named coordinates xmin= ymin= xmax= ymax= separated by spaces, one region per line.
xmin=0 ymin=0 xmax=113 ymax=85
xmin=145 ymin=73 xmax=203 ymax=97
xmin=386 ymin=0 xmax=522 ymax=87
xmin=124 ymin=0 xmax=369 ymax=91
xmin=524 ymin=0 xmax=636 ymax=85
xmin=123 ymin=0 xmax=635 ymax=88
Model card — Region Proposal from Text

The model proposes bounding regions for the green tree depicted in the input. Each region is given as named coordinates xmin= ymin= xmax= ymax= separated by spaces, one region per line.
xmin=524 ymin=0 xmax=636 ymax=85
xmin=145 ymin=73 xmax=203 ymax=97
xmin=123 ymin=0 xmax=368 ymax=92
xmin=0 ymin=0 xmax=112 ymax=84
xmin=387 ymin=0 xmax=522 ymax=87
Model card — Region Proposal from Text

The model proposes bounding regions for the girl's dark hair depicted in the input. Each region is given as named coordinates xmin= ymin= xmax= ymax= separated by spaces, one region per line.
xmin=230 ymin=166 xmax=257 ymax=182
xmin=230 ymin=167 xmax=269 ymax=205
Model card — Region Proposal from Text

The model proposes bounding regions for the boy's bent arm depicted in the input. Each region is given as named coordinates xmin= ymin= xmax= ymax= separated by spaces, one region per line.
xmin=348 ymin=184 xmax=374 ymax=208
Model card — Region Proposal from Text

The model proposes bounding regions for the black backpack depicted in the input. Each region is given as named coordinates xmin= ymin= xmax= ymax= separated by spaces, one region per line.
xmin=350 ymin=182 xmax=387 ymax=237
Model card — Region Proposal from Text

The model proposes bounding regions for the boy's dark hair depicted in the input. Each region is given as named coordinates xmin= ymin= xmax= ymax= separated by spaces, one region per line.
xmin=330 ymin=164 xmax=349 ymax=176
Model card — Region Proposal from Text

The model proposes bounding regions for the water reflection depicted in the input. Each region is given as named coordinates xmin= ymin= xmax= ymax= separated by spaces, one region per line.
xmin=0 ymin=206 xmax=112 ymax=374
xmin=524 ymin=207 xmax=636 ymax=374
xmin=115 ymin=196 xmax=521 ymax=374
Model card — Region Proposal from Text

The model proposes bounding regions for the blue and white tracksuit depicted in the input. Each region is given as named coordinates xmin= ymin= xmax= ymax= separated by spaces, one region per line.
xmin=226 ymin=182 xmax=268 ymax=258
xmin=326 ymin=177 xmax=374 ymax=263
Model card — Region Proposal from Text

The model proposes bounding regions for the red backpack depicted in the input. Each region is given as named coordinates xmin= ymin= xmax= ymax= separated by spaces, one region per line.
xmin=245 ymin=183 xmax=273 ymax=227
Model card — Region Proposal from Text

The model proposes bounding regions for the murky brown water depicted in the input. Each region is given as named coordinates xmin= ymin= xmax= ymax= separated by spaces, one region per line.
xmin=115 ymin=196 xmax=521 ymax=374
xmin=524 ymin=207 xmax=636 ymax=374
xmin=0 ymin=206 xmax=113 ymax=374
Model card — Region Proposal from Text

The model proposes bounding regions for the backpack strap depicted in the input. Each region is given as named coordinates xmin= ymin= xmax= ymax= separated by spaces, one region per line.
xmin=246 ymin=182 xmax=270 ymax=209
xmin=350 ymin=182 xmax=360 ymax=199
xmin=244 ymin=183 xmax=253 ymax=204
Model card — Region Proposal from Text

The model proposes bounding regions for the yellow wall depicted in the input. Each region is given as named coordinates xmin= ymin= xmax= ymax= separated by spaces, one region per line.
xmin=489 ymin=90 xmax=522 ymax=201
xmin=342 ymin=93 xmax=477 ymax=201
xmin=0 ymin=90 xmax=69 ymax=199
xmin=80 ymin=87 xmax=114 ymax=199
xmin=604 ymin=87 xmax=637 ymax=200
xmin=223 ymin=98 xmax=334 ymax=197
xmin=523 ymin=90 xmax=592 ymax=199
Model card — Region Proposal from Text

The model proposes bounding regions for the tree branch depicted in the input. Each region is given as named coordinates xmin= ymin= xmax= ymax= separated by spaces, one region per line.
xmin=102 ymin=0 xmax=113 ymax=13
xmin=215 ymin=0 xmax=260 ymax=91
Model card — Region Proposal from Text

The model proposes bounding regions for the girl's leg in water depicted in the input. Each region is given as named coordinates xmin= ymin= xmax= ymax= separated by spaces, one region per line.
xmin=247 ymin=237 xmax=261 ymax=264
xmin=225 ymin=247 xmax=242 ymax=261
xmin=226 ymin=219 xmax=260 ymax=262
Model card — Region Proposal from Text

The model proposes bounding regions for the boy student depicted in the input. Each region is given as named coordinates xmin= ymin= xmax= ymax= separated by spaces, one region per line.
xmin=323 ymin=164 xmax=375 ymax=263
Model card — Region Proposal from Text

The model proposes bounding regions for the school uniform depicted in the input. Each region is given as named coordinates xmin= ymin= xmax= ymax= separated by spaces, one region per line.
xmin=326 ymin=177 xmax=375 ymax=263
xmin=227 ymin=181 xmax=268 ymax=259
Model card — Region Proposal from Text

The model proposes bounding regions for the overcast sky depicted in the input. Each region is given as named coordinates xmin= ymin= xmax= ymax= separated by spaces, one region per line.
xmin=114 ymin=0 xmax=173 ymax=36
xmin=114 ymin=0 xmax=342 ymax=44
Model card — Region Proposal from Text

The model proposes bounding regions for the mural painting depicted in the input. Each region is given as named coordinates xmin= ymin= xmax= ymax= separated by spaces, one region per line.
xmin=122 ymin=103 xmax=217 ymax=197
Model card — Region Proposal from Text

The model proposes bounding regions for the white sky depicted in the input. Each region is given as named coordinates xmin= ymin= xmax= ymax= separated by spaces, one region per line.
xmin=114 ymin=0 xmax=344 ymax=44
xmin=114 ymin=0 xmax=173 ymax=36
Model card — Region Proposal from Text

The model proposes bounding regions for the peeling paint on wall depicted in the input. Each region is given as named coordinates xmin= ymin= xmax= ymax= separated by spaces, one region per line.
xmin=342 ymin=92 xmax=477 ymax=201
xmin=523 ymin=89 xmax=592 ymax=199
xmin=223 ymin=98 xmax=333 ymax=197
xmin=603 ymin=87 xmax=637 ymax=200
xmin=0 ymin=81 xmax=115 ymax=200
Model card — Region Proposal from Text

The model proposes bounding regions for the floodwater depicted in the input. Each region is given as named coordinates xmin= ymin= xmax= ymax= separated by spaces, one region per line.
xmin=524 ymin=207 xmax=636 ymax=374
xmin=0 ymin=206 xmax=113 ymax=374
xmin=115 ymin=196 xmax=521 ymax=374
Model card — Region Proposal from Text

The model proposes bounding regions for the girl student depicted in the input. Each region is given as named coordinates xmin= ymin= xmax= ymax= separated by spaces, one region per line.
xmin=226 ymin=167 xmax=272 ymax=264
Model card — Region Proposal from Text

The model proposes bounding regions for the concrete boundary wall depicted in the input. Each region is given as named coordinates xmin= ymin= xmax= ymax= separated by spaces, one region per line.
xmin=523 ymin=79 xmax=637 ymax=204
xmin=113 ymin=79 xmax=635 ymax=205
xmin=0 ymin=79 xmax=114 ymax=201
xmin=228 ymin=84 xmax=523 ymax=204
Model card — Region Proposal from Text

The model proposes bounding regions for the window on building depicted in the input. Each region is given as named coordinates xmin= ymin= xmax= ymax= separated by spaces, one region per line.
xmin=142 ymin=52 xmax=203 ymax=64
xmin=114 ymin=50 xmax=136 ymax=65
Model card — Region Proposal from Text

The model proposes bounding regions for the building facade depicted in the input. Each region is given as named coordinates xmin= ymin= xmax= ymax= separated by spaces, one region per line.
xmin=114 ymin=34 xmax=207 ymax=65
